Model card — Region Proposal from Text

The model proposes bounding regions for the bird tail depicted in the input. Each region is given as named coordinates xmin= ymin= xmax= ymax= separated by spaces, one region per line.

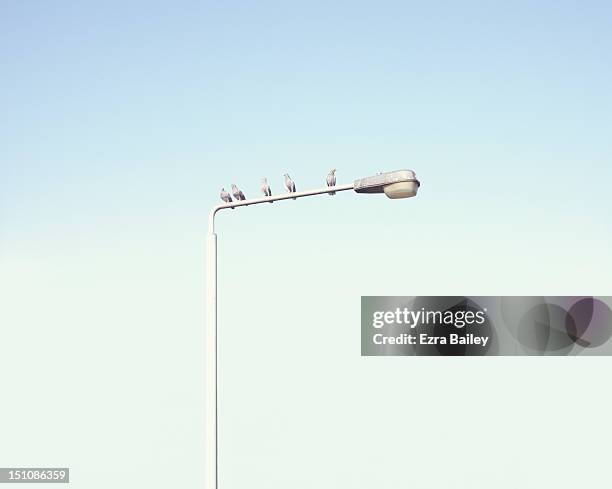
xmin=328 ymin=191 xmax=335 ymax=196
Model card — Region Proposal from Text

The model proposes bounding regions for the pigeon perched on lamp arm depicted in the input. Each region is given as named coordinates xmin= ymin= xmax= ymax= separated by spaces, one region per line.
xmin=284 ymin=173 xmax=296 ymax=200
xmin=231 ymin=184 xmax=246 ymax=201
xmin=326 ymin=169 xmax=337 ymax=195
xmin=220 ymin=188 xmax=234 ymax=208
xmin=261 ymin=178 xmax=272 ymax=202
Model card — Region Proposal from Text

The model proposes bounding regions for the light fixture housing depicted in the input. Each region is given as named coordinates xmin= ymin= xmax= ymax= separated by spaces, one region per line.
xmin=353 ymin=170 xmax=420 ymax=199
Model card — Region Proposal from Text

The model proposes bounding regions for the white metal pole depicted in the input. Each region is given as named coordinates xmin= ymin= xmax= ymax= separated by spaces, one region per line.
xmin=205 ymin=231 xmax=217 ymax=489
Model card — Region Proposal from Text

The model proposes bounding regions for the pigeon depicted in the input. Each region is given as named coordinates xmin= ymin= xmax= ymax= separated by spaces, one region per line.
xmin=326 ymin=169 xmax=337 ymax=195
xmin=220 ymin=188 xmax=235 ymax=209
xmin=284 ymin=173 xmax=296 ymax=200
xmin=220 ymin=188 xmax=233 ymax=203
xmin=231 ymin=183 xmax=246 ymax=201
xmin=261 ymin=178 xmax=272 ymax=200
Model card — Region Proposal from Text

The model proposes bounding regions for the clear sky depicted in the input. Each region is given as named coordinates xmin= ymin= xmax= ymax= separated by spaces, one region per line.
xmin=1 ymin=1 xmax=611 ymax=488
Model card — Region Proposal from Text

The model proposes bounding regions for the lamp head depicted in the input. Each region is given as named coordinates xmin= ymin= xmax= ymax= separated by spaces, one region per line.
xmin=353 ymin=170 xmax=420 ymax=199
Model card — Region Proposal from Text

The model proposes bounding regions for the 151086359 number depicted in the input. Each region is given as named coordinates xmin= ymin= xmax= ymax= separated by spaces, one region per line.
xmin=0 ymin=468 xmax=69 ymax=484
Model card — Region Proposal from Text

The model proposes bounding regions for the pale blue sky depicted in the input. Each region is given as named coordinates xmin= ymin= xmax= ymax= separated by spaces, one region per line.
xmin=1 ymin=2 xmax=611 ymax=488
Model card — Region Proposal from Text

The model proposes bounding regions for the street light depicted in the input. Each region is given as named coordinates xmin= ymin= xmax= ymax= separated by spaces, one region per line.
xmin=205 ymin=170 xmax=420 ymax=489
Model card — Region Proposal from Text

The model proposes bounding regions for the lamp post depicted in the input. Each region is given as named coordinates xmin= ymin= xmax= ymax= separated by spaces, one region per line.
xmin=205 ymin=170 xmax=420 ymax=489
